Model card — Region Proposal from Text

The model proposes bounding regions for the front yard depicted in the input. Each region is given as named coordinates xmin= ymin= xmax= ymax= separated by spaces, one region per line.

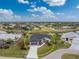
xmin=38 ymin=41 xmax=71 ymax=58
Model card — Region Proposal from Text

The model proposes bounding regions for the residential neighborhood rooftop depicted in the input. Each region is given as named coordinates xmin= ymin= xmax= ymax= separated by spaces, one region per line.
xmin=30 ymin=33 xmax=52 ymax=42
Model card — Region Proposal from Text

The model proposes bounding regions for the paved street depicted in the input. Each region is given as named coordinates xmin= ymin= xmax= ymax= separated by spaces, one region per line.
xmin=40 ymin=49 xmax=79 ymax=59
xmin=0 ymin=57 xmax=23 ymax=59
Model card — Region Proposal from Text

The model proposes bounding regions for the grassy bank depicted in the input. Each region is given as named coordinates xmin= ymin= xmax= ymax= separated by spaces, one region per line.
xmin=62 ymin=54 xmax=79 ymax=59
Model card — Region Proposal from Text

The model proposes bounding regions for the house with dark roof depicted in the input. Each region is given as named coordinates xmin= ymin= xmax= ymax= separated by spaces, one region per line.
xmin=29 ymin=33 xmax=51 ymax=45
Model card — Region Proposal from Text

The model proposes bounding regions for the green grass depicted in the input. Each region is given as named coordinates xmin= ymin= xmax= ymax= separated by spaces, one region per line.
xmin=0 ymin=45 xmax=28 ymax=58
xmin=38 ymin=44 xmax=55 ymax=57
xmin=38 ymin=40 xmax=71 ymax=58
xmin=62 ymin=54 xmax=79 ymax=59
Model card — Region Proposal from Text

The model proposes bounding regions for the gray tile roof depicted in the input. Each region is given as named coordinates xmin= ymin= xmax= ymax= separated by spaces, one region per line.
xmin=30 ymin=33 xmax=51 ymax=42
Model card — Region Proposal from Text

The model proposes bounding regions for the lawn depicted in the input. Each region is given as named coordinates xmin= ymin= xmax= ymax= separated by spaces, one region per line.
xmin=62 ymin=54 xmax=79 ymax=59
xmin=38 ymin=33 xmax=71 ymax=58
xmin=0 ymin=45 xmax=28 ymax=58
xmin=38 ymin=40 xmax=71 ymax=57
xmin=38 ymin=44 xmax=55 ymax=57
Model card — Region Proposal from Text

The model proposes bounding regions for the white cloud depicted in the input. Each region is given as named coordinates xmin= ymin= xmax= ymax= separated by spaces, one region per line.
xmin=57 ymin=13 xmax=64 ymax=15
xmin=43 ymin=0 xmax=66 ymax=6
xmin=76 ymin=5 xmax=79 ymax=8
xmin=18 ymin=0 xmax=29 ymax=4
xmin=28 ymin=7 xmax=56 ymax=18
xmin=0 ymin=9 xmax=13 ymax=15
xmin=0 ymin=9 xmax=22 ymax=22
xmin=0 ymin=9 xmax=14 ymax=20
xmin=31 ymin=5 xmax=36 ymax=8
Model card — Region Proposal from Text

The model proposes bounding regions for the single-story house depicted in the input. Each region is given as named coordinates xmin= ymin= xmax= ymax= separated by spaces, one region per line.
xmin=29 ymin=33 xmax=51 ymax=45
xmin=0 ymin=33 xmax=22 ymax=41
xmin=0 ymin=31 xmax=6 ymax=33
xmin=76 ymin=31 xmax=79 ymax=34
xmin=61 ymin=26 xmax=72 ymax=29
xmin=61 ymin=32 xmax=78 ymax=41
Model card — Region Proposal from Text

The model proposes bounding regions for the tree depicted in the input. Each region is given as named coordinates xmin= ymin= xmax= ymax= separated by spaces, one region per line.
xmin=17 ymin=33 xmax=29 ymax=50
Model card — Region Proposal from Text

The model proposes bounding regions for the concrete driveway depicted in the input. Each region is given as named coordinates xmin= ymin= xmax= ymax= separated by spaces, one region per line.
xmin=26 ymin=45 xmax=38 ymax=59
xmin=69 ymin=37 xmax=79 ymax=51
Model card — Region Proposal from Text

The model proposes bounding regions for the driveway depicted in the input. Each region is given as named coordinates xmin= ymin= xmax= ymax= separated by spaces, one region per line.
xmin=40 ymin=49 xmax=79 ymax=59
xmin=26 ymin=45 xmax=38 ymax=59
xmin=69 ymin=37 xmax=79 ymax=51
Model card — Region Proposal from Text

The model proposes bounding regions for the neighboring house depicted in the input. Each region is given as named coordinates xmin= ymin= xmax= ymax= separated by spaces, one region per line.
xmin=0 ymin=31 xmax=7 ymax=33
xmin=8 ymin=24 xmax=16 ymax=28
xmin=29 ymin=33 xmax=51 ymax=45
xmin=61 ymin=32 xmax=78 ymax=41
xmin=15 ymin=24 xmax=32 ymax=30
xmin=0 ymin=33 xmax=22 ymax=41
xmin=76 ymin=31 xmax=79 ymax=34
xmin=0 ymin=24 xmax=3 ymax=30
xmin=61 ymin=26 xmax=72 ymax=29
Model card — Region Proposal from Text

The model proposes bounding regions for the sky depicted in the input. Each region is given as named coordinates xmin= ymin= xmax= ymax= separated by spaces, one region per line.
xmin=0 ymin=0 xmax=79 ymax=22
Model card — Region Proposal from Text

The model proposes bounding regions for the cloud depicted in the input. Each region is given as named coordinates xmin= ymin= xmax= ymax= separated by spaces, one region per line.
xmin=0 ymin=9 xmax=22 ymax=22
xmin=76 ymin=5 xmax=79 ymax=8
xmin=57 ymin=13 xmax=64 ymax=15
xmin=31 ymin=5 xmax=36 ymax=8
xmin=0 ymin=9 xmax=14 ymax=20
xmin=28 ymin=7 xmax=56 ymax=18
xmin=43 ymin=0 xmax=66 ymax=6
xmin=18 ymin=0 xmax=29 ymax=4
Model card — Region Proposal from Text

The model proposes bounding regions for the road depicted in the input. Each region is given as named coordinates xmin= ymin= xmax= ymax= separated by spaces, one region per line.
xmin=0 ymin=57 xmax=23 ymax=59
xmin=40 ymin=49 xmax=79 ymax=59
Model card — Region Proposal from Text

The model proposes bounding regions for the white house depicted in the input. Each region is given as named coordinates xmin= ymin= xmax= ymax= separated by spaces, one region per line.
xmin=0 ymin=31 xmax=7 ymax=33
xmin=76 ymin=31 xmax=79 ymax=34
xmin=61 ymin=26 xmax=72 ymax=29
xmin=0 ymin=33 xmax=22 ymax=41
xmin=61 ymin=32 xmax=78 ymax=41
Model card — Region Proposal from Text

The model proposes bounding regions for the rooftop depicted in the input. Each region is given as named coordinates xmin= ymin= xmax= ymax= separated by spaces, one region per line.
xmin=30 ymin=33 xmax=52 ymax=42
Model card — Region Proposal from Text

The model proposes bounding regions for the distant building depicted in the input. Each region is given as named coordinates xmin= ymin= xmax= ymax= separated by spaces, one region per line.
xmin=76 ymin=31 xmax=79 ymax=34
xmin=61 ymin=26 xmax=72 ymax=29
xmin=0 ymin=31 xmax=7 ymax=33
xmin=0 ymin=24 xmax=3 ymax=30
